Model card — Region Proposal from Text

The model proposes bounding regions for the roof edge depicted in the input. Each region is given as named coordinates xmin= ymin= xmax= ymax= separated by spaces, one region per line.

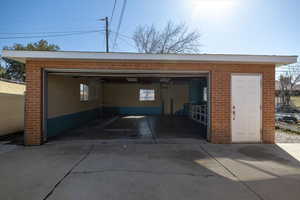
xmin=1 ymin=50 xmax=298 ymax=65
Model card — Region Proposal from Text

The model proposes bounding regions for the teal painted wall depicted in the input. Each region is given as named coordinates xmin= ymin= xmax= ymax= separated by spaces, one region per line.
xmin=47 ymin=108 xmax=100 ymax=138
xmin=189 ymin=79 xmax=207 ymax=104
xmin=103 ymin=106 xmax=162 ymax=115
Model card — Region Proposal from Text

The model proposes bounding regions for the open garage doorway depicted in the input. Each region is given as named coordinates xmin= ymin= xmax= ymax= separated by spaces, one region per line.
xmin=43 ymin=70 xmax=210 ymax=142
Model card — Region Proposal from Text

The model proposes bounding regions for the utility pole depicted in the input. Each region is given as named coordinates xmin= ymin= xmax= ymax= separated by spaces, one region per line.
xmin=100 ymin=17 xmax=109 ymax=52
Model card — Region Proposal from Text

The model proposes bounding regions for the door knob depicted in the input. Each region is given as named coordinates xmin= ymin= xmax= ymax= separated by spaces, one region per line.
xmin=232 ymin=105 xmax=236 ymax=120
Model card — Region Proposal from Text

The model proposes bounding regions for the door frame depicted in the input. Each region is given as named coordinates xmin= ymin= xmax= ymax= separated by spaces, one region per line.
xmin=42 ymin=68 xmax=211 ymax=141
xmin=42 ymin=69 xmax=48 ymax=142
xmin=230 ymin=73 xmax=263 ymax=143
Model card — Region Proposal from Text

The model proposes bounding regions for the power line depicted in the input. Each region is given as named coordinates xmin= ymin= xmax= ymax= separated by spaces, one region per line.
xmin=109 ymin=30 xmax=136 ymax=50
xmin=0 ymin=31 xmax=102 ymax=40
xmin=113 ymin=0 xmax=127 ymax=49
xmin=109 ymin=30 xmax=134 ymax=50
xmin=276 ymin=71 xmax=300 ymax=74
xmin=114 ymin=31 xmax=132 ymax=40
xmin=0 ymin=30 xmax=101 ymax=35
xmin=110 ymin=0 xmax=117 ymax=24
xmin=110 ymin=30 xmax=133 ymax=40
xmin=0 ymin=30 xmax=103 ymax=40
xmin=114 ymin=34 xmax=136 ymax=49
xmin=276 ymin=69 xmax=300 ymax=71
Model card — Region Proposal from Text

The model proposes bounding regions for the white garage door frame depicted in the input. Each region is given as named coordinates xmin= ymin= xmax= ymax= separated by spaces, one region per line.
xmin=42 ymin=68 xmax=211 ymax=142
xmin=231 ymin=73 xmax=262 ymax=143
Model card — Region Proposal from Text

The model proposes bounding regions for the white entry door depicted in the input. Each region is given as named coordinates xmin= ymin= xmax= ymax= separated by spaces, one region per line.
xmin=231 ymin=74 xmax=262 ymax=143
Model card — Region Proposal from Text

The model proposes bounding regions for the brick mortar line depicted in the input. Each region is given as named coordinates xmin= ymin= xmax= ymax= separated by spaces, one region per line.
xmin=42 ymin=144 xmax=94 ymax=200
xmin=198 ymin=144 xmax=265 ymax=200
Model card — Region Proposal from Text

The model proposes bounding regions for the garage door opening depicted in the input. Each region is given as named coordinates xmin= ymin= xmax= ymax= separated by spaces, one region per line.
xmin=43 ymin=71 xmax=210 ymax=142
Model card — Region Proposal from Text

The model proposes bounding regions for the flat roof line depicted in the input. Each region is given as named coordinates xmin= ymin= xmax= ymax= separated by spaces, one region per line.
xmin=1 ymin=50 xmax=298 ymax=65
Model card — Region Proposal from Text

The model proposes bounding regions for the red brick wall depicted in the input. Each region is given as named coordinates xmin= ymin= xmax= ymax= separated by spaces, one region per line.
xmin=211 ymin=70 xmax=231 ymax=143
xmin=25 ymin=63 xmax=43 ymax=145
xmin=25 ymin=60 xmax=275 ymax=145
xmin=262 ymin=68 xmax=276 ymax=143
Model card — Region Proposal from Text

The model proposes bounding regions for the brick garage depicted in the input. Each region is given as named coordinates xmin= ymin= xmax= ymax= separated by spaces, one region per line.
xmin=2 ymin=50 xmax=297 ymax=145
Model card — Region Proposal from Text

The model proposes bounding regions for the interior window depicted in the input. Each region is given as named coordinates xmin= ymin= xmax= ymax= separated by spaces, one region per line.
xmin=203 ymin=87 xmax=207 ymax=102
xmin=80 ymin=83 xmax=89 ymax=101
xmin=139 ymin=89 xmax=155 ymax=101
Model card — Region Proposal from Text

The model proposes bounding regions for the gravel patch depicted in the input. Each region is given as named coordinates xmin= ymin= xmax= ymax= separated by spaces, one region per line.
xmin=276 ymin=130 xmax=300 ymax=143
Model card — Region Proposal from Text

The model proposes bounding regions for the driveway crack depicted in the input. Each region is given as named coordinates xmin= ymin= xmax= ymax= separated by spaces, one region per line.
xmin=42 ymin=144 xmax=94 ymax=200
xmin=72 ymin=169 xmax=215 ymax=178
xmin=199 ymin=144 xmax=265 ymax=200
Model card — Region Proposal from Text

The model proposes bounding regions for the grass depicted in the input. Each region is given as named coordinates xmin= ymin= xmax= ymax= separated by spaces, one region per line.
xmin=291 ymin=96 xmax=300 ymax=107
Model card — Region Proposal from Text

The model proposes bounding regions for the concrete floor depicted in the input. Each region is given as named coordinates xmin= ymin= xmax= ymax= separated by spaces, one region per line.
xmin=52 ymin=115 xmax=206 ymax=142
xmin=0 ymin=141 xmax=299 ymax=200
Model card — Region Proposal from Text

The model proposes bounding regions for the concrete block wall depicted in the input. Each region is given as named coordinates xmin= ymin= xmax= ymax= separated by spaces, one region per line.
xmin=170 ymin=82 xmax=189 ymax=115
xmin=103 ymin=82 xmax=161 ymax=115
xmin=47 ymin=75 xmax=101 ymax=118
xmin=102 ymin=81 xmax=189 ymax=115
xmin=46 ymin=76 xmax=192 ymax=136
xmin=25 ymin=60 xmax=275 ymax=145
xmin=47 ymin=75 xmax=102 ymax=137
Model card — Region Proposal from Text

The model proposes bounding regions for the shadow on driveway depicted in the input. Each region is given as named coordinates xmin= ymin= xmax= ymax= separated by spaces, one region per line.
xmin=0 ymin=141 xmax=299 ymax=200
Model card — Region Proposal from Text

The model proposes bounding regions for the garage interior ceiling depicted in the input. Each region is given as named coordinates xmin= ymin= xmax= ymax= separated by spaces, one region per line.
xmin=48 ymin=72 xmax=209 ymax=77
xmin=48 ymin=72 xmax=209 ymax=83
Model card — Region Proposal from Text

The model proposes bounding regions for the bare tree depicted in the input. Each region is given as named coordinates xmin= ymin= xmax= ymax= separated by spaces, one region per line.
xmin=278 ymin=63 xmax=300 ymax=108
xmin=133 ymin=21 xmax=201 ymax=54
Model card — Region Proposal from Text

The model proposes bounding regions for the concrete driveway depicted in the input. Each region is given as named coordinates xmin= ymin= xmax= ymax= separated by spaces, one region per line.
xmin=0 ymin=140 xmax=299 ymax=200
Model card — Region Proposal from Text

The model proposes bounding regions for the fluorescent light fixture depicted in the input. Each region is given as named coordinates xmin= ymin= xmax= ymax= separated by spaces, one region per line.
xmin=126 ymin=77 xmax=138 ymax=82
xmin=160 ymin=78 xmax=171 ymax=82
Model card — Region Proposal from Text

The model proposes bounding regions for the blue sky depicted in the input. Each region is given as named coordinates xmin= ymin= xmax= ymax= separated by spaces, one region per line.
xmin=0 ymin=0 xmax=300 ymax=57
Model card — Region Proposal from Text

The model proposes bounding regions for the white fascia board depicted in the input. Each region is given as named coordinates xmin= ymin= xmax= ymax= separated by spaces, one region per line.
xmin=1 ymin=50 xmax=298 ymax=65
xmin=45 ymin=68 xmax=209 ymax=74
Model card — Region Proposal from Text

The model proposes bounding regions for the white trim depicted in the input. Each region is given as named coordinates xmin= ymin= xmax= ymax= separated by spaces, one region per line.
xmin=207 ymin=73 xmax=211 ymax=141
xmin=45 ymin=69 xmax=209 ymax=77
xmin=42 ymin=70 xmax=48 ymax=142
xmin=2 ymin=50 xmax=297 ymax=65
xmin=45 ymin=68 xmax=209 ymax=73
xmin=48 ymin=73 xmax=208 ymax=77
